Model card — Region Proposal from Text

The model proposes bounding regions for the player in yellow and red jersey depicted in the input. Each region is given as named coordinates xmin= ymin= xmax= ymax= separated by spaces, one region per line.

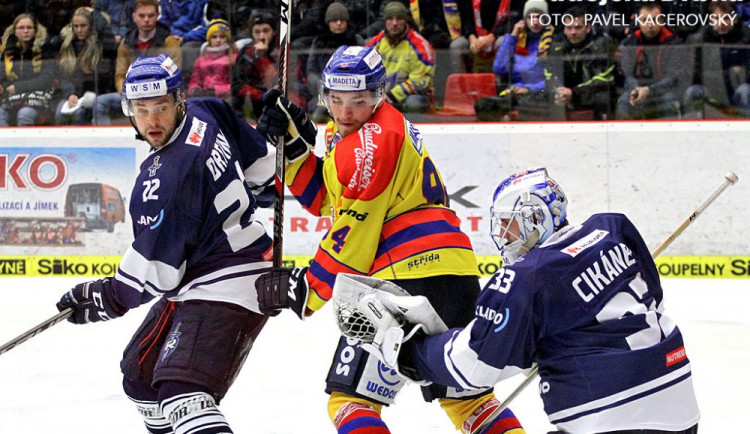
xmin=254 ymin=46 xmax=525 ymax=434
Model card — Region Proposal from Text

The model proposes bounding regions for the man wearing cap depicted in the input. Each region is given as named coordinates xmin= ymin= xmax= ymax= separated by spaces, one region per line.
xmin=93 ymin=0 xmax=182 ymax=125
xmin=231 ymin=9 xmax=279 ymax=120
xmin=366 ymin=1 xmax=436 ymax=113
xmin=306 ymin=2 xmax=365 ymax=122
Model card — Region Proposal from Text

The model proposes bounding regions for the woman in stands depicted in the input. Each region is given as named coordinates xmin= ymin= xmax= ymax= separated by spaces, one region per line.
xmin=0 ymin=13 xmax=56 ymax=126
xmin=55 ymin=7 xmax=117 ymax=125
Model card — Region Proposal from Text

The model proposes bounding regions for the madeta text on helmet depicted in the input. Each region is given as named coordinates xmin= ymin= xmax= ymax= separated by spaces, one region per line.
xmin=537 ymin=12 xmax=738 ymax=27
xmin=551 ymin=0 xmax=743 ymax=7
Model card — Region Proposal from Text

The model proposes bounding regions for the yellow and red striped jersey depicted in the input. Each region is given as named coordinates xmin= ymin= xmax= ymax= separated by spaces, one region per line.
xmin=285 ymin=103 xmax=478 ymax=311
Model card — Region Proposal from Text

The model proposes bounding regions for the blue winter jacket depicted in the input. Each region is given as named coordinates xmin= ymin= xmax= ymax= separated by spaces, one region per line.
xmin=493 ymin=31 xmax=546 ymax=93
xmin=158 ymin=0 xmax=209 ymax=42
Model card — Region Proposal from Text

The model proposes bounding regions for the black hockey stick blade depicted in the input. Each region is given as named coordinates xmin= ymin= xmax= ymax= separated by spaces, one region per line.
xmin=0 ymin=307 xmax=73 ymax=356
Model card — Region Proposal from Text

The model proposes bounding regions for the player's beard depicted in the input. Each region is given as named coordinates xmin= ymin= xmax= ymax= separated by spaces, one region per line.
xmin=142 ymin=122 xmax=177 ymax=150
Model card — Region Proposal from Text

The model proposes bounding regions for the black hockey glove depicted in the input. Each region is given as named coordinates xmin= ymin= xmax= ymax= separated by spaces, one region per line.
xmin=256 ymin=89 xmax=316 ymax=163
xmin=255 ymin=267 xmax=311 ymax=320
xmin=56 ymin=278 xmax=129 ymax=324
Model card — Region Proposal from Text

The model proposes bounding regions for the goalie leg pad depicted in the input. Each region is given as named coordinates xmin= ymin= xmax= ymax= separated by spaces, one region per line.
xmin=325 ymin=336 xmax=407 ymax=406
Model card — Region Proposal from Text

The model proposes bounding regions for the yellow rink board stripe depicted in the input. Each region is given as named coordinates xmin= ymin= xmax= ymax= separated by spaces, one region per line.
xmin=1 ymin=256 xmax=749 ymax=279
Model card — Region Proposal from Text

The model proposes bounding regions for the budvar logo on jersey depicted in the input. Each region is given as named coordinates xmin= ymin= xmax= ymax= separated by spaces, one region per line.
xmin=186 ymin=117 xmax=207 ymax=146
xmin=126 ymin=79 xmax=167 ymax=99
xmin=561 ymin=229 xmax=608 ymax=257
xmin=325 ymin=74 xmax=365 ymax=91
xmin=350 ymin=123 xmax=381 ymax=191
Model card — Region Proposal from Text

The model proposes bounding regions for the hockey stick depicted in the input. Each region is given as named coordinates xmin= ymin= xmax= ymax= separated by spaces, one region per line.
xmin=272 ymin=0 xmax=292 ymax=268
xmin=476 ymin=170 xmax=740 ymax=433
xmin=651 ymin=171 xmax=739 ymax=257
xmin=0 ymin=307 xmax=73 ymax=356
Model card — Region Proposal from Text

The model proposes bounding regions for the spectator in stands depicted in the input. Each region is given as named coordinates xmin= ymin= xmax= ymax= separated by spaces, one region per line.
xmin=367 ymin=1 xmax=435 ymax=113
xmin=94 ymin=0 xmax=182 ymax=125
xmin=187 ymin=19 xmax=235 ymax=100
xmin=474 ymin=0 xmax=554 ymax=121
xmin=306 ymin=2 xmax=365 ymax=122
xmin=616 ymin=3 xmax=685 ymax=120
xmin=683 ymin=2 xmax=750 ymax=118
xmin=34 ymin=0 xmax=103 ymax=48
xmin=403 ymin=0 xmax=452 ymax=49
xmin=0 ymin=13 xmax=56 ymax=126
xmin=55 ymin=7 xmax=118 ymax=125
xmin=231 ymin=9 xmax=278 ymax=120
xmin=95 ymin=0 xmax=135 ymax=44
xmin=158 ymin=0 xmax=209 ymax=81
xmin=544 ymin=6 xmax=616 ymax=120
xmin=450 ymin=0 xmax=524 ymax=74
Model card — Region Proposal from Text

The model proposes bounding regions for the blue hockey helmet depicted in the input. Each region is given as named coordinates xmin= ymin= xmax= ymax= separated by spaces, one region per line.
xmin=320 ymin=46 xmax=386 ymax=109
xmin=490 ymin=168 xmax=568 ymax=265
xmin=121 ymin=54 xmax=184 ymax=116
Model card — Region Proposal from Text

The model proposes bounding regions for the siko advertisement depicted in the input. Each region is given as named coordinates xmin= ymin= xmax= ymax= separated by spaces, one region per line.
xmin=1 ymin=144 xmax=136 ymax=258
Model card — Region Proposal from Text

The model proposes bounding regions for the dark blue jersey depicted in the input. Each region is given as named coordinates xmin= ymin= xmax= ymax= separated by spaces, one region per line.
xmin=405 ymin=213 xmax=699 ymax=432
xmin=111 ymin=98 xmax=275 ymax=312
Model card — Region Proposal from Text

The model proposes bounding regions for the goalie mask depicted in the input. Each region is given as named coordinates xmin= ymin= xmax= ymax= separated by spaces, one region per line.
xmin=319 ymin=45 xmax=386 ymax=113
xmin=490 ymin=168 xmax=567 ymax=265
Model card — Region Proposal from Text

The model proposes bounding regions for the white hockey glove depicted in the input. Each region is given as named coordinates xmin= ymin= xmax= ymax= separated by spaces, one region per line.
xmin=332 ymin=274 xmax=448 ymax=384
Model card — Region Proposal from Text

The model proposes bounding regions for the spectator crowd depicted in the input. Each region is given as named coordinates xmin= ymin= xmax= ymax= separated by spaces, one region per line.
xmin=1 ymin=0 xmax=750 ymax=125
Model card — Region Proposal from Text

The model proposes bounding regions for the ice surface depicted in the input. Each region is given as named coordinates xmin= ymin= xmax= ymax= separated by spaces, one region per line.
xmin=0 ymin=277 xmax=747 ymax=433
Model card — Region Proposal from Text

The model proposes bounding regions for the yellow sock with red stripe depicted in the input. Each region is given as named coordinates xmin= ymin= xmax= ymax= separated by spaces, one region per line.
xmin=462 ymin=399 xmax=524 ymax=434
xmin=329 ymin=392 xmax=391 ymax=434
xmin=439 ymin=395 xmax=525 ymax=434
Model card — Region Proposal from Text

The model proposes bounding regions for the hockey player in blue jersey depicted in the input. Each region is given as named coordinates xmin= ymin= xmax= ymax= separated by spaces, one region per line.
xmin=356 ymin=168 xmax=700 ymax=433
xmin=56 ymin=54 xmax=277 ymax=434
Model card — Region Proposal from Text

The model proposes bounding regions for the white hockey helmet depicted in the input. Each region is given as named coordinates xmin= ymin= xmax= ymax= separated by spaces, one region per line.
xmin=490 ymin=168 xmax=567 ymax=265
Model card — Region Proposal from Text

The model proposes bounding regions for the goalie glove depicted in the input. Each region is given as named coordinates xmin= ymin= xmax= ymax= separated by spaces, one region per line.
xmin=332 ymin=274 xmax=448 ymax=385
xmin=56 ymin=277 xmax=129 ymax=324
xmin=255 ymin=267 xmax=311 ymax=320
xmin=256 ymin=89 xmax=317 ymax=164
